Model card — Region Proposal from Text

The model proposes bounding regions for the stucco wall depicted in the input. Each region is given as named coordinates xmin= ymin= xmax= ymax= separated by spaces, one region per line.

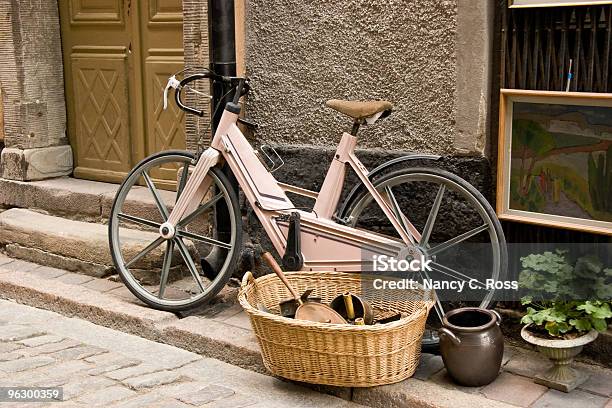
xmin=245 ymin=0 xmax=459 ymax=154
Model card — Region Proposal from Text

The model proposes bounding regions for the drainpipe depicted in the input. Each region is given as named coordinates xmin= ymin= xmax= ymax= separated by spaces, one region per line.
xmin=209 ymin=0 xmax=237 ymax=129
xmin=201 ymin=0 xmax=238 ymax=280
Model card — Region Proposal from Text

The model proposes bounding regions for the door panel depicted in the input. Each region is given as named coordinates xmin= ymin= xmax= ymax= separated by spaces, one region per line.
xmin=69 ymin=0 xmax=124 ymax=23
xmin=71 ymin=52 xmax=131 ymax=175
xmin=145 ymin=57 xmax=186 ymax=181
xmin=140 ymin=0 xmax=185 ymax=182
xmin=148 ymin=0 xmax=183 ymax=24
xmin=140 ymin=0 xmax=185 ymax=157
xmin=59 ymin=0 xmax=184 ymax=183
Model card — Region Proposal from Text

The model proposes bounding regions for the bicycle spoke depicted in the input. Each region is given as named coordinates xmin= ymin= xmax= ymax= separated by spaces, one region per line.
xmin=176 ymin=229 xmax=232 ymax=249
xmin=177 ymin=193 xmax=223 ymax=227
xmin=429 ymin=262 xmax=487 ymax=289
xmin=420 ymin=185 xmax=445 ymax=247
xmin=125 ymin=236 xmax=165 ymax=268
xmin=118 ymin=213 xmax=161 ymax=229
xmin=143 ymin=171 xmax=169 ymax=221
xmin=176 ymin=164 xmax=190 ymax=203
xmin=428 ymin=224 xmax=489 ymax=256
xmin=418 ymin=269 xmax=445 ymax=321
xmin=158 ymin=240 xmax=174 ymax=298
xmin=384 ymin=187 xmax=418 ymax=244
xmin=175 ymin=237 xmax=206 ymax=293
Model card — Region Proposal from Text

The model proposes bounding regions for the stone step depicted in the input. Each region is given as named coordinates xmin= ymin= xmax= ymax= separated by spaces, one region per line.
xmin=0 ymin=208 xmax=172 ymax=277
xmin=0 ymin=176 xmax=176 ymax=223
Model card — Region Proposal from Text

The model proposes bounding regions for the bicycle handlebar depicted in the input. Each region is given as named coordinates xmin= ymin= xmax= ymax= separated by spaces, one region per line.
xmin=170 ymin=72 xmax=249 ymax=117
xmin=173 ymin=74 xmax=207 ymax=116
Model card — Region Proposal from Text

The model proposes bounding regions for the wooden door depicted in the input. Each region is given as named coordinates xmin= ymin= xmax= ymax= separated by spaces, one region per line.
xmin=139 ymin=0 xmax=186 ymax=181
xmin=59 ymin=0 xmax=185 ymax=183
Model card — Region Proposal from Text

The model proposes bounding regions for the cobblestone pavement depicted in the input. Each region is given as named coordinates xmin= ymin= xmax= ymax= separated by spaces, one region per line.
xmin=0 ymin=300 xmax=360 ymax=408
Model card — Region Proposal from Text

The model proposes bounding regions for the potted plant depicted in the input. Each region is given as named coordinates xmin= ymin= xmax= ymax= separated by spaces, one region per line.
xmin=518 ymin=250 xmax=612 ymax=392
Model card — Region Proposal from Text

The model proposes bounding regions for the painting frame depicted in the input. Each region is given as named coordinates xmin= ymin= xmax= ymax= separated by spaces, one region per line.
xmin=497 ymin=89 xmax=612 ymax=235
xmin=508 ymin=0 xmax=612 ymax=8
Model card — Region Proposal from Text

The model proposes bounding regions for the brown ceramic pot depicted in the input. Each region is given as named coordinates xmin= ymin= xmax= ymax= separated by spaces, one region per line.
xmin=439 ymin=307 xmax=504 ymax=387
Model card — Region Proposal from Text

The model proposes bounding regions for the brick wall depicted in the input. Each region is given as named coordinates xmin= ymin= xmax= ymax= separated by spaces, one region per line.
xmin=0 ymin=86 xmax=4 ymax=141
xmin=182 ymin=0 xmax=211 ymax=152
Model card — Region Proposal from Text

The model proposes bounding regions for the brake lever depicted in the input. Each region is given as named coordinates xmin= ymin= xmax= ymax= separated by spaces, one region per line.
xmin=163 ymin=75 xmax=181 ymax=110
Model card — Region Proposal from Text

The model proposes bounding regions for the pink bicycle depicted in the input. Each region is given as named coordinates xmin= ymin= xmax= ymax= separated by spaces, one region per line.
xmin=108 ymin=71 xmax=507 ymax=326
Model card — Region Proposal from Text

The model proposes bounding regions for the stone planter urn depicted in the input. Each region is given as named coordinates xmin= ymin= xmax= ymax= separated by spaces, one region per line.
xmin=521 ymin=325 xmax=598 ymax=392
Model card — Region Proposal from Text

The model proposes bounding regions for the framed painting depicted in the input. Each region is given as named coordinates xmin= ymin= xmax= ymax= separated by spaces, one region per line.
xmin=497 ymin=89 xmax=612 ymax=235
xmin=509 ymin=0 xmax=612 ymax=7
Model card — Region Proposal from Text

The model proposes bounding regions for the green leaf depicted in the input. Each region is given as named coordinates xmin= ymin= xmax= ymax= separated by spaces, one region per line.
xmin=577 ymin=302 xmax=612 ymax=319
xmin=574 ymin=255 xmax=603 ymax=277
xmin=540 ymin=308 xmax=567 ymax=323
xmin=545 ymin=321 xmax=570 ymax=336
xmin=592 ymin=318 xmax=608 ymax=332
xmin=569 ymin=318 xmax=592 ymax=332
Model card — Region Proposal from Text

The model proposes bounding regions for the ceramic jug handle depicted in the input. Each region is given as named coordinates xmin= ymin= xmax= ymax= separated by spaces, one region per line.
xmin=491 ymin=310 xmax=502 ymax=326
xmin=439 ymin=328 xmax=461 ymax=345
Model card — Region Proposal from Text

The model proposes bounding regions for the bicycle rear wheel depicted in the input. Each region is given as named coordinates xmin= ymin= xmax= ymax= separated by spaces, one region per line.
xmin=340 ymin=167 xmax=507 ymax=324
xmin=108 ymin=151 xmax=242 ymax=312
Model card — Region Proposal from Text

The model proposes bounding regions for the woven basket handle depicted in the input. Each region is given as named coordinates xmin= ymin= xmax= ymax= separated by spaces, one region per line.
xmin=241 ymin=271 xmax=255 ymax=290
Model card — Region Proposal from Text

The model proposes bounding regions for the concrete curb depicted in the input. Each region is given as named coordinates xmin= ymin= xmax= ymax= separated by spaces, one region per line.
xmin=0 ymin=270 xmax=175 ymax=341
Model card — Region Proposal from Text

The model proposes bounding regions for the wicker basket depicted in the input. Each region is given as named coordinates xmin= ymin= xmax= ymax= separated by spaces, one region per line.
xmin=238 ymin=270 xmax=435 ymax=387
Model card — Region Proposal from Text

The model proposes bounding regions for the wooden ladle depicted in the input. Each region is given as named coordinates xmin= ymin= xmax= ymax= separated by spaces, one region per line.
xmin=262 ymin=252 xmax=346 ymax=324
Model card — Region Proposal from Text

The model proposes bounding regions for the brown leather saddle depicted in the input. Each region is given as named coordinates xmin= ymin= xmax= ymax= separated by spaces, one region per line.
xmin=326 ymin=99 xmax=393 ymax=121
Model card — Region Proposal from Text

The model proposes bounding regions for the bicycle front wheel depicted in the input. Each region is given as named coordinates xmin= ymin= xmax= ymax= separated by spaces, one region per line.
xmin=340 ymin=167 xmax=507 ymax=321
xmin=108 ymin=150 xmax=242 ymax=312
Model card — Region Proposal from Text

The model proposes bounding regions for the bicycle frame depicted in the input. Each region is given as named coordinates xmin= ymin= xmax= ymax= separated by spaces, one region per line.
xmin=165 ymin=108 xmax=419 ymax=271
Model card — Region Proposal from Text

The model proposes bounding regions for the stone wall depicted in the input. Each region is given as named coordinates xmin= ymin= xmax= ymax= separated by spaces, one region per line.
xmin=0 ymin=0 xmax=72 ymax=181
xmin=0 ymin=1 xmax=22 ymax=150
xmin=0 ymin=86 xmax=4 ymax=142
xmin=243 ymin=0 xmax=494 ymax=157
